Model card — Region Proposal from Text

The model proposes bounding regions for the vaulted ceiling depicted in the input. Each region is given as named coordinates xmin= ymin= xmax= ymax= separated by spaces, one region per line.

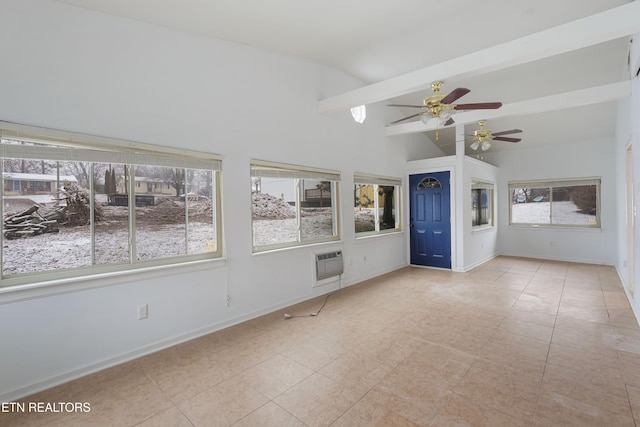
xmin=55 ymin=0 xmax=639 ymax=154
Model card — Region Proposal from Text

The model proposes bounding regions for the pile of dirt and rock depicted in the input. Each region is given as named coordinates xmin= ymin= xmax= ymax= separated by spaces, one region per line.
xmin=187 ymin=199 xmax=214 ymax=219
xmin=130 ymin=197 xmax=214 ymax=224
xmin=252 ymin=192 xmax=296 ymax=219
xmin=153 ymin=197 xmax=185 ymax=213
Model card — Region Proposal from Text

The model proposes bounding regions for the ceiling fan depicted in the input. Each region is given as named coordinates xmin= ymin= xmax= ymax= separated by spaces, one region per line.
xmin=387 ymin=81 xmax=503 ymax=126
xmin=469 ymin=120 xmax=522 ymax=151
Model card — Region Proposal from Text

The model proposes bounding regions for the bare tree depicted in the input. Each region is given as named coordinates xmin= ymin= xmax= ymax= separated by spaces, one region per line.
xmin=165 ymin=168 xmax=186 ymax=196
xmin=61 ymin=161 xmax=91 ymax=189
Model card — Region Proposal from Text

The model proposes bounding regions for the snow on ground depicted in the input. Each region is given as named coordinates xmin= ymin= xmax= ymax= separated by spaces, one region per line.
xmin=511 ymin=200 xmax=596 ymax=225
xmin=7 ymin=200 xmax=591 ymax=276
xmin=3 ymin=214 xmax=330 ymax=275
xmin=2 ymin=196 xmax=218 ymax=276
xmin=252 ymin=211 xmax=334 ymax=246
xmin=2 ymin=222 xmax=216 ymax=276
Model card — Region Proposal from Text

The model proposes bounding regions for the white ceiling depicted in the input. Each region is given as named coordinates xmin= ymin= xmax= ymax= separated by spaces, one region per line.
xmin=54 ymin=0 xmax=637 ymax=154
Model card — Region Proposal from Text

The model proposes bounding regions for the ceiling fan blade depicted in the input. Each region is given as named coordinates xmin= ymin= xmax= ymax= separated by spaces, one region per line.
xmin=387 ymin=104 xmax=423 ymax=108
xmin=443 ymin=117 xmax=455 ymax=126
xmin=493 ymin=136 xmax=521 ymax=143
xmin=454 ymin=102 xmax=503 ymax=110
xmin=492 ymin=129 xmax=523 ymax=136
xmin=440 ymin=88 xmax=470 ymax=105
xmin=390 ymin=113 xmax=421 ymax=124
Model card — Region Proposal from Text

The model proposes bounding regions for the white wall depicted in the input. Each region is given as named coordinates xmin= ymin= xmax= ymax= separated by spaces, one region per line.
xmin=485 ymin=137 xmax=618 ymax=265
xmin=0 ymin=0 xmax=434 ymax=400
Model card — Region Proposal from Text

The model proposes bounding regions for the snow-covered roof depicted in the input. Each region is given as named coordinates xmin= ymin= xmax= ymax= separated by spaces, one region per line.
xmin=134 ymin=176 xmax=167 ymax=183
xmin=3 ymin=173 xmax=78 ymax=182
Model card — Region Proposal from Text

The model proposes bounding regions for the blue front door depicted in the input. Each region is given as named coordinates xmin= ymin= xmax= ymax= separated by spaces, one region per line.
xmin=409 ymin=171 xmax=451 ymax=269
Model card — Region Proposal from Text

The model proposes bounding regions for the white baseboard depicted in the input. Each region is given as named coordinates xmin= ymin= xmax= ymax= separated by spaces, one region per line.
xmin=462 ymin=254 xmax=498 ymax=272
xmin=496 ymin=251 xmax=612 ymax=266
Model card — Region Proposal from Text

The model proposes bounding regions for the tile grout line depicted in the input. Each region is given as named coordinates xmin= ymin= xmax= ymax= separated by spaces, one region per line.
xmin=528 ymin=259 xmax=563 ymax=427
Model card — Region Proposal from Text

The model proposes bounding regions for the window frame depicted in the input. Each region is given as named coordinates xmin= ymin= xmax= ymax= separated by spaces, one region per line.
xmin=354 ymin=173 xmax=402 ymax=237
xmin=471 ymin=180 xmax=494 ymax=229
xmin=0 ymin=121 xmax=223 ymax=288
xmin=250 ymin=160 xmax=341 ymax=253
xmin=508 ymin=177 xmax=601 ymax=228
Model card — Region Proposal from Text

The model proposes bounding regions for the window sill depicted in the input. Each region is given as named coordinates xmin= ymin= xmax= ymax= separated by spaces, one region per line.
xmin=508 ymin=224 xmax=602 ymax=232
xmin=252 ymin=240 xmax=344 ymax=256
xmin=0 ymin=257 xmax=227 ymax=304
xmin=355 ymin=230 xmax=404 ymax=241
xmin=472 ymin=225 xmax=495 ymax=234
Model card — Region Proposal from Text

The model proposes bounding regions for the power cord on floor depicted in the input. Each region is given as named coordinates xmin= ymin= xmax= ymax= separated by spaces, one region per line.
xmin=284 ymin=293 xmax=332 ymax=319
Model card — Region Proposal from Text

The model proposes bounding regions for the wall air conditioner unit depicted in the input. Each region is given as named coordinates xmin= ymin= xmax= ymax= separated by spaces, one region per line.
xmin=316 ymin=251 xmax=343 ymax=281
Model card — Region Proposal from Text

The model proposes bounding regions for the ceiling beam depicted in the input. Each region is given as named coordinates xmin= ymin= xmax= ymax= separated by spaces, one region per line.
xmin=384 ymin=81 xmax=631 ymax=137
xmin=318 ymin=2 xmax=640 ymax=115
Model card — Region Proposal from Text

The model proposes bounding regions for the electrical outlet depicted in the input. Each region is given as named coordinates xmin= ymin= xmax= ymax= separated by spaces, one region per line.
xmin=137 ymin=304 xmax=148 ymax=320
xmin=225 ymin=295 xmax=231 ymax=307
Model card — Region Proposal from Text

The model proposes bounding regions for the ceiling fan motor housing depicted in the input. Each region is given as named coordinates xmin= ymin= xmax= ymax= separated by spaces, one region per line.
xmin=474 ymin=120 xmax=493 ymax=142
xmin=423 ymin=94 xmax=445 ymax=116
xmin=422 ymin=81 xmax=447 ymax=117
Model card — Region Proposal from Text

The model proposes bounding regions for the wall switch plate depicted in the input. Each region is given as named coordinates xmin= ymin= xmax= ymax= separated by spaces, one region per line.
xmin=137 ymin=304 xmax=148 ymax=320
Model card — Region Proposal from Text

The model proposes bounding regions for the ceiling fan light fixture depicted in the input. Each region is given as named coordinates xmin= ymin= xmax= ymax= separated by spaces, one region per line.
xmin=420 ymin=114 xmax=431 ymax=124
xmin=470 ymin=141 xmax=479 ymax=150
xmin=481 ymin=141 xmax=492 ymax=151
xmin=439 ymin=110 xmax=452 ymax=126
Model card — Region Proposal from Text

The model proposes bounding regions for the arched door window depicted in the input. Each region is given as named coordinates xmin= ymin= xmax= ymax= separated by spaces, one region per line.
xmin=417 ymin=177 xmax=442 ymax=190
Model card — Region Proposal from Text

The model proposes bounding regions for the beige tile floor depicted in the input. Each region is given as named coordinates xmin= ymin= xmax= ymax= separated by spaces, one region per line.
xmin=4 ymin=256 xmax=640 ymax=426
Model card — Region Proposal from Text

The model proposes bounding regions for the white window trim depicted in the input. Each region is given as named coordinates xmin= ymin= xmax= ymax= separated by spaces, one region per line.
xmin=0 ymin=121 xmax=223 ymax=289
xmin=251 ymin=160 xmax=341 ymax=253
xmin=354 ymin=173 xmax=402 ymax=238
xmin=508 ymin=177 xmax=601 ymax=228
xmin=472 ymin=179 xmax=495 ymax=229
xmin=0 ymin=257 xmax=227 ymax=304
xmin=0 ymin=121 xmax=221 ymax=166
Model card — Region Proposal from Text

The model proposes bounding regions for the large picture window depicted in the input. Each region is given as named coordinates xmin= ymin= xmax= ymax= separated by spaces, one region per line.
xmin=251 ymin=161 xmax=340 ymax=252
xmin=509 ymin=178 xmax=600 ymax=227
xmin=0 ymin=122 xmax=222 ymax=287
xmin=354 ymin=174 xmax=401 ymax=235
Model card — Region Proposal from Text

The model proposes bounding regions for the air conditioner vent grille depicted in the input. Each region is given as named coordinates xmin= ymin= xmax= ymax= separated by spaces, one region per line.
xmin=316 ymin=251 xmax=343 ymax=281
